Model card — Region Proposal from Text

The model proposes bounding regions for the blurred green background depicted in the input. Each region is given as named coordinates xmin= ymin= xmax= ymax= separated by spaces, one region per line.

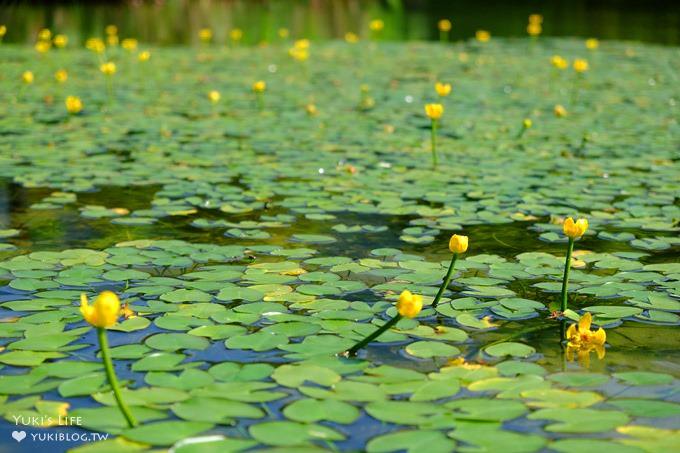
xmin=1 ymin=0 xmax=678 ymax=45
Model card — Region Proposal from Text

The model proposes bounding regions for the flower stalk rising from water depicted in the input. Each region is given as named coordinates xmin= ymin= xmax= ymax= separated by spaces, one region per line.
xmin=345 ymin=290 xmax=422 ymax=356
xmin=425 ymin=103 xmax=443 ymax=169
xmin=81 ymin=291 xmax=137 ymax=428
xmin=431 ymin=234 xmax=468 ymax=308
xmin=560 ymin=217 xmax=588 ymax=313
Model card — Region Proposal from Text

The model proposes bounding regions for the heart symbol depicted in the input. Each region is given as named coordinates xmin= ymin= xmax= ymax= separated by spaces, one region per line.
xmin=12 ymin=431 xmax=26 ymax=442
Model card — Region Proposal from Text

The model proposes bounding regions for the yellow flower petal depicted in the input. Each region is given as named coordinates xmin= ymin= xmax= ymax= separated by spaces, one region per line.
xmin=578 ymin=311 xmax=592 ymax=332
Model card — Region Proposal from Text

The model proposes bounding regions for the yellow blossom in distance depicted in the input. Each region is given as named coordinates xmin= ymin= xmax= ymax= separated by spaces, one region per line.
xmin=563 ymin=217 xmax=588 ymax=238
xmin=449 ymin=234 xmax=469 ymax=254
xmin=80 ymin=291 xmax=120 ymax=328
xmin=424 ymin=103 xmax=444 ymax=120
xmin=573 ymin=58 xmax=589 ymax=73
xmin=86 ymin=37 xmax=105 ymax=53
xmin=230 ymin=28 xmax=243 ymax=42
xmin=288 ymin=47 xmax=309 ymax=61
xmin=523 ymin=118 xmax=532 ymax=129
xmin=55 ymin=69 xmax=68 ymax=83
xmin=208 ymin=90 xmax=221 ymax=103
xmin=475 ymin=30 xmax=490 ymax=42
xmin=550 ymin=55 xmax=568 ymax=70
xmin=306 ymin=104 xmax=318 ymax=116
xmin=369 ymin=19 xmax=385 ymax=32
xmin=527 ymin=22 xmax=542 ymax=36
xmin=121 ymin=38 xmax=138 ymax=51
xmin=435 ymin=82 xmax=452 ymax=97
xmin=278 ymin=28 xmax=289 ymax=39
xmin=345 ymin=32 xmax=359 ymax=43
xmin=107 ymin=34 xmax=119 ymax=46
xmin=100 ymin=62 xmax=116 ymax=76
xmin=35 ymin=40 xmax=51 ymax=53
xmin=252 ymin=80 xmax=266 ymax=93
xmin=199 ymin=28 xmax=213 ymax=43
xmin=138 ymin=51 xmax=151 ymax=62
xmin=554 ymin=104 xmax=567 ymax=117
xmin=53 ymin=34 xmax=68 ymax=48
xmin=38 ymin=28 xmax=51 ymax=41
xmin=529 ymin=14 xmax=543 ymax=24
xmin=22 ymin=71 xmax=34 ymax=84
xmin=585 ymin=38 xmax=599 ymax=50
xmin=566 ymin=312 xmax=606 ymax=368
xmin=105 ymin=25 xmax=118 ymax=36
xmin=438 ymin=19 xmax=452 ymax=32
xmin=65 ymin=96 xmax=83 ymax=114
xmin=396 ymin=290 xmax=423 ymax=318
xmin=0 ymin=25 xmax=6 ymax=37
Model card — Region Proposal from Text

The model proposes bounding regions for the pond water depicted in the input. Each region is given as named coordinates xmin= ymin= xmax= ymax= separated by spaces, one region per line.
xmin=0 ymin=29 xmax=678 ymax=453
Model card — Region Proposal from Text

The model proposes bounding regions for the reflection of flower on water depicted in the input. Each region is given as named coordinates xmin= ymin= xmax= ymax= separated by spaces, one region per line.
xmin=566 ymin=312 xmax=606 ymax=368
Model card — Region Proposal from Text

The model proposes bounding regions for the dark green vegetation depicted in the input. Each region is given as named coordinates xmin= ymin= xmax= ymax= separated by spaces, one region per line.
xmin=0 ymin=37 xmax=678 ymax=451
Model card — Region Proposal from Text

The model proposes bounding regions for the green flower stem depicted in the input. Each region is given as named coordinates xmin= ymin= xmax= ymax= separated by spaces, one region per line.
xmin=560 ymin=237 xmax=575 ymax=313
xmin=97 ymin=327 xmax=137 ymax=428
xmin=439 ymin=30 xmax=448 ymax=43
xmin=346 ymin=314 xmax=402 ymax=356
xmin=257 ymin=92 xmax=264 ymax=111
xmin=431 ymin=253 xmax=458 ymax=308
xmin=431 ymin=119 xmax=438 ymax=168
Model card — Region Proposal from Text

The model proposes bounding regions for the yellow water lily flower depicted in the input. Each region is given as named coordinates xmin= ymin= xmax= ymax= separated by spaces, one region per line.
xmin=86 ymin=37 xmax=105 ymax=53
xmin=65 ymin=96 xmax=83 ymax=114
xmin=438 ymin=19 xmax=452 ymax=32
xmin=550 ymin=55 xmax=568 ymax=70
xmin=107 ymin=34 xmax=119 ymax=46
xmin=475 ymin=30 xmax=490 ymax=42
xmin=527 ymin=22 xmax=542 ymax=37
xmin=22 ymin=71 xmax=34 ymax=84
xmin=105 ymin=25 xmax=118 ymax=36
xmin=369 ymin=19 xmax=384 ymax=32
xmin=252 ymin=80 xmax=266 ymax=93
xmin=425 ymin=103 xmax=444 ymax=120
xmin=573 ymin=58 xmax=589 ymax=73
xmin=199 ymin=28 xmax=213 ymax=43
xmin=35 ymin=40 xmax=51 ymax=53
xmin=38 ymin=28 xmax=51 ymax=41
xmin=563 ymin=217 xmax=588 ymax=238
xmin=288 ymin=47 xmax=309 ymax=61
xmin=0 ymin=25 xmax=6 ymax=38
xmin=529 ymin=14 xmax=543 ymax=24
xmin=566 ymin=312 xmax=606 ymax=367
xmin=80 ymin=291 xmax=121 ymax=328
xmin=305 ymin=104 xmax=318 ymax=116
xmin=55 ymin=69 xmax=68 ymax=83
xmin=396 ymin=290 xmax=423 ymax=318
xmin=53 ymin=34 xmax=68 ymax=48
xmin=523 ymin=118 xmax=532 ymax=129
xmin=208 ymin=90 xmax=221 ymax=103
xmin=100 ymin=62 xmax=117 ymax=76
xmin=435 ymin=82 xmax=451 ymax=97
xmin=554 ymin=104 xmax=567 ymax=117
xmin=449 ymin=234 xmax=469 ymax=254
xmin=585 ymin=38 xmax=599 ymax=50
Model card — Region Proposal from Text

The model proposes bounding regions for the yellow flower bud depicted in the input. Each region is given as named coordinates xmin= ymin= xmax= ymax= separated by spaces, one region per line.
xmin=438 ymin=19 xmax=452 ymax=32
xmin=344 ymin=32 xmax=359 ymax=44
xmin=396 ymin=290 xmax=423 ymax=318
xmin=563 ymin=217 xmax=588 ymax=239
xmin=252 ymin=80 xmax=266 ymax=93
xmin=435 ymin=82 xmax=451 ymax=97
xmin=306 ymin=104 xmax=318 ymax=116
xmin=369 ymin=19 xmax=384 ymax=32
xmin=554 ymin=104 xmax=567 ymax=117
xmin=230 ymin=28 xmax=243 ymax=42
xmin=199 ymin=28 xmax=213 ymax=43
xmin=528 ymin=14 xmax=543 ymax=24
xmin=53 ymin=34 xmax=68 ymax=48
xmin=573 ymin=59 xmax=589 ymax=73
xmin=138 ymin=50 xmax=151 ymax=62
xmin=449 ymin=234 xmax=469 ymax=254
xmin=475 ymin=30 xmax=490 ymax=42
xmin=424 ymin=103 xmax=444 ymax=120
xmin=100 ymin=62 xmax=117 ymax=76
xmin=22 ymin=71 xmax=34 ymax=84
xmin=550 ymin=55 xmax=568 ymax=70
xmin=80 ymin=291 xmax=121 ymax=328
xmin=523 ymin=118 xmax=532 ymax=129
xmin=121 ymin=38 xmax=138 ymax=51
xmin=38 ymin=28 xmax=51 ymax=41
xmin=208 ymin=90 xmax=221 ymax=103
xmin=55 ymin=69 xmax=68 ymax=83
xmin=585 ymin=38 xmax=599 ymax=50
xmin=527 ymin=23 xmax=542 ymax=37
xmin=65 ymin=96 xmax=83 ymax=114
